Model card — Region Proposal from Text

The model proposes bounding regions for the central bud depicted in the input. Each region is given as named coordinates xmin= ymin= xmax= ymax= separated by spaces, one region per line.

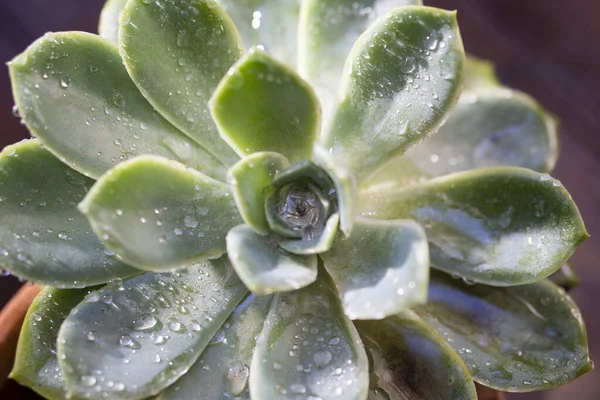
xmin=279 ymin=183 xmax=327 ymax=240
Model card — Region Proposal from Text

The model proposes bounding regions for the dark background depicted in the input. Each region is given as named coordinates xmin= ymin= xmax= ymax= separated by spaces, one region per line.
xmin=0 ymin=0 xmax=598 ymax=399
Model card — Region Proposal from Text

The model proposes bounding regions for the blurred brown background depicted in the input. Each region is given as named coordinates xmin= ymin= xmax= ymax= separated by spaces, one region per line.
xmin=0 ymin=0 xmax=598 ymax=399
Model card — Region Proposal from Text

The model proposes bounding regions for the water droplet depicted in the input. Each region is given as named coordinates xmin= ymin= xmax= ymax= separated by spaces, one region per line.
xmin=60 ymin=77 xmax=71 ymax=88
xmin=226 ymin=362 xmax=249 ymax=395
xmin=58 ymin=231 xmax=69 ymax=240
xmin=184 ymin=216 xmax=198 ymax=228
xmin=119 ymin=335 xmax=133 ymax=347
xmin=134 ymin=314 xmax=157 ymax=331
xmin=87 ymin=331 xmax=96 ymax=342
xmin=81 ymin=375 xmax=96 ymax=387
xmin=313 ymin=349 xmax=333 ymax=369
xmin=168 ymin=318 xmax=184 ymax=332
xmin=113 ymin=93 xmax=126 ymax=107
xmin=153 ymin=354 xmax=162 ymax=363
xmin=290 ymin=383 xmax=307 ymax=394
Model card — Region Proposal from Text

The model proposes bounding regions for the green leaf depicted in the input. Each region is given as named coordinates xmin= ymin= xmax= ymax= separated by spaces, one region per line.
xmin=226 ymin=224 xmax=318 ymax=295
xmin=58 ymin=257 xmax=248 ymax=400
xmin=119 ymin=0 xmax=243 ymax=166
xmin=299 ymin=0 xmax=423 ymax=121
xmin=250 ymin=269 xmax=369 ymax=399
xmin=228 ymin=152 xmax=290 ymax=235
xmin=549 ymin=264 xmax=580 ymax=291
xmin=279 ymin=213 xmax=340 ymax=255
xmin=415 ymin=270 xmax=592 ymax=391
xmin=355 ymin=311 xmax=476 ymax=400
xmin=215 ymin=0 xmax=301 ymax=67
xmin=158 ymin=294 xmax=272 ymax=400
xmin=8 ymin=31 xmax=226 ymax=181
xmin=0 ymin=140 xmax=138 ymax=287
xmin=361 ymin=89 xmax=559 ymax=192
xmin=314 ymin=145 xmax=357 ymax=236
xmin=11 ymin=286 xmax=97 ymax=400
xmin=320 ymin=6 xmax=465 ymax=182
xmin=79 ymin=155 xmax=242 ymax=272
xmin=321 ymin=218 xmax=428 ymax=320
xmin=99 ymin=0 xmax=128 ymax=43
xmin=359 ymin=167 xmax=588 ymax=286
xmin=464 ymin=55 xmax=501 ymax=90
xmin=211 ymin=49 xmax=321 ymax=163
xmin=272 ymin=159 xmax=334 ymax=192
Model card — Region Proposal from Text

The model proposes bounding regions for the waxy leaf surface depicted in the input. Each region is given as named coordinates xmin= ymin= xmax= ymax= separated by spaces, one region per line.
xmin=9 ymin=32 xmax=225 ymax=180
xmin=320 ymin=6 xmax=464 ymax=182
xmin=226 ymin=224 xmax=317 ymax=295
xmin=216 ymin=0 xmax=301 ymax=67
xmin=120 ymin=0 xmax=243 ymax=166
xmin=415 ymin=271 xmax=592 ymax=391
xmin=158 ymin=294 xmax=272 ymax=400
xmin=280 ymin=213 xmax=340 ymax=255
xmin=12 ymin=287 xmax=95 ymax=400
xmin=250 ymin=270 xmax=369 ymax=399
xmin=58 ymin=258 xmax=247 ymax=400
xmin=360 ymin=167 xmax=588 ymax=286
xmin=80 ymin=156 xmax=241 ymax=272
xmin=211 ymin=50 xmax=320 ymax=163
xmin=299 ymin=0 xmax=423 ymax=121
xmin=355 ymin=311 xmax=476 ymax=400
xmin=0 ymin=140 xmax=138 ymax=287
xmin=363 ymin=89 xmax=559 ymax=192
xmin=321 ymin=218 xmax=429 ymax=320
xmin=99 ymin=0 xmax=128 ymax=43
xmin=229 ymin=152 xmax=290 ymax=235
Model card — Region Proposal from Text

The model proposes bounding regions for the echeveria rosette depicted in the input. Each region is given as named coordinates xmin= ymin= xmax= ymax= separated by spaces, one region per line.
xmin=0 ymin=1 xmax=591 ymax=400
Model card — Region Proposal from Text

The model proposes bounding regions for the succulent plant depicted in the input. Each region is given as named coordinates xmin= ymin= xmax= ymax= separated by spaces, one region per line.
xmin=1 ymin=0 xmax=591 ymax=399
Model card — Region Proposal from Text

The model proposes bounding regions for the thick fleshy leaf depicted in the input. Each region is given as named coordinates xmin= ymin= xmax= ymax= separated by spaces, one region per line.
xmin=549 ymin=264 xmax=580 ymax=291
xmin=11 ymin=286 xmax=96 ymax=400
xmin=211 ymin=49 xmax=321 ymax=163
xmin=99 ymin=0 xmax=128 ymax=43
xmin=215 ymin=0 xmax=301 ymax=67
xmin=359 ymin=167 xmax=588 ymax=286
xmin=415 ymin=270 xmax=592 ymax=391
xmin=158 ymin=294 xmax=272 ymax=400
xmin=58 ymin=258 xmax=248 ymax=400
xmin=299 ymin=0 xmax=423 ymax=121
xmin=314 ymin=145 xmax=357 ymax=236
xmin=0 ymin=140 xmax=138 ymax=287
xmin=321 ymin=218 xmax=428 ymax=320
xmin=320 ymin=6 xmax=465 ymax=182
xmin=279 ymin=213 xmax=340 ymax=255
xmin=229 ymin=152 xmax=290 ymax=235
xmin=226 ymin=224 xmax=317 ymax=294
xmin=361 ymin=89 xmax=559 ymax=192
xmin=272 ymin=159 xmax=334 ymax=192
xmin=8 ymin=31 xmax=226 ymax=181
xmin=79 ymin=156 xmax=242 ymax=272
xmin=250 ymin=269 xmax=369 ymax=399
xmin=119 ymin=0 xmax=243 ymax=166
xmin=355 ymin=311 xmax=476 ymax=399
xmin=464 ymin=55 xmax=501 ymax=90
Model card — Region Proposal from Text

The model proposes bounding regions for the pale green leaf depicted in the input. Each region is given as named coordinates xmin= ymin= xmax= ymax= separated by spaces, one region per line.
xmin=99 ymin=0 xmax=128 ymax=43
xmin=119 ymin=0 xmax=244 ymax=166
xmin=226 ymin=224 xmax=317 ymax=295
xmin=320 ymin=6 xmax=465 ymax=182
xmin=549 ymin=264 xmax=580 ymax=291
xmin=250 ymin=269 xmax=369 ymax=399
xmin=229 ymin=152 xmax=290 ymax=235
xmin=158 ymin=294 xmax=272 ymax=400
xmin=211 ymin=49 xmax=321 ymax=163
xmin=279 ymin=213 xmax=340 ymax=255
xmin=321 ymin=218 xmax=428 ymax=320
xmin=415 ymin=270 xmax=592 ymax=391
xmin=12 ymin=287 xmax=96 ymax=400
xmin=355 ymin=311 xmax=476 ymax=400
xmin=464 ymin=55 xmax=501 ymax=91
xmin=362 ymin=89 xmax=559 ymax=193
xmin=8 ymin=31 xmax=226 ymax=181
xmin=80 ymin=155 xmax=241 ymax=272
xmin=299 ymin=0 xmax=423 ymax=121
xmin=58 ymin=258 xmax=247 ymax=400
xmin=215 ymin=0 xmax=301 ymax=67
xmin=359 ymin=167 xmax=588 ymax=286
xmin=0 ymin=140 xmax=138 ymax=287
